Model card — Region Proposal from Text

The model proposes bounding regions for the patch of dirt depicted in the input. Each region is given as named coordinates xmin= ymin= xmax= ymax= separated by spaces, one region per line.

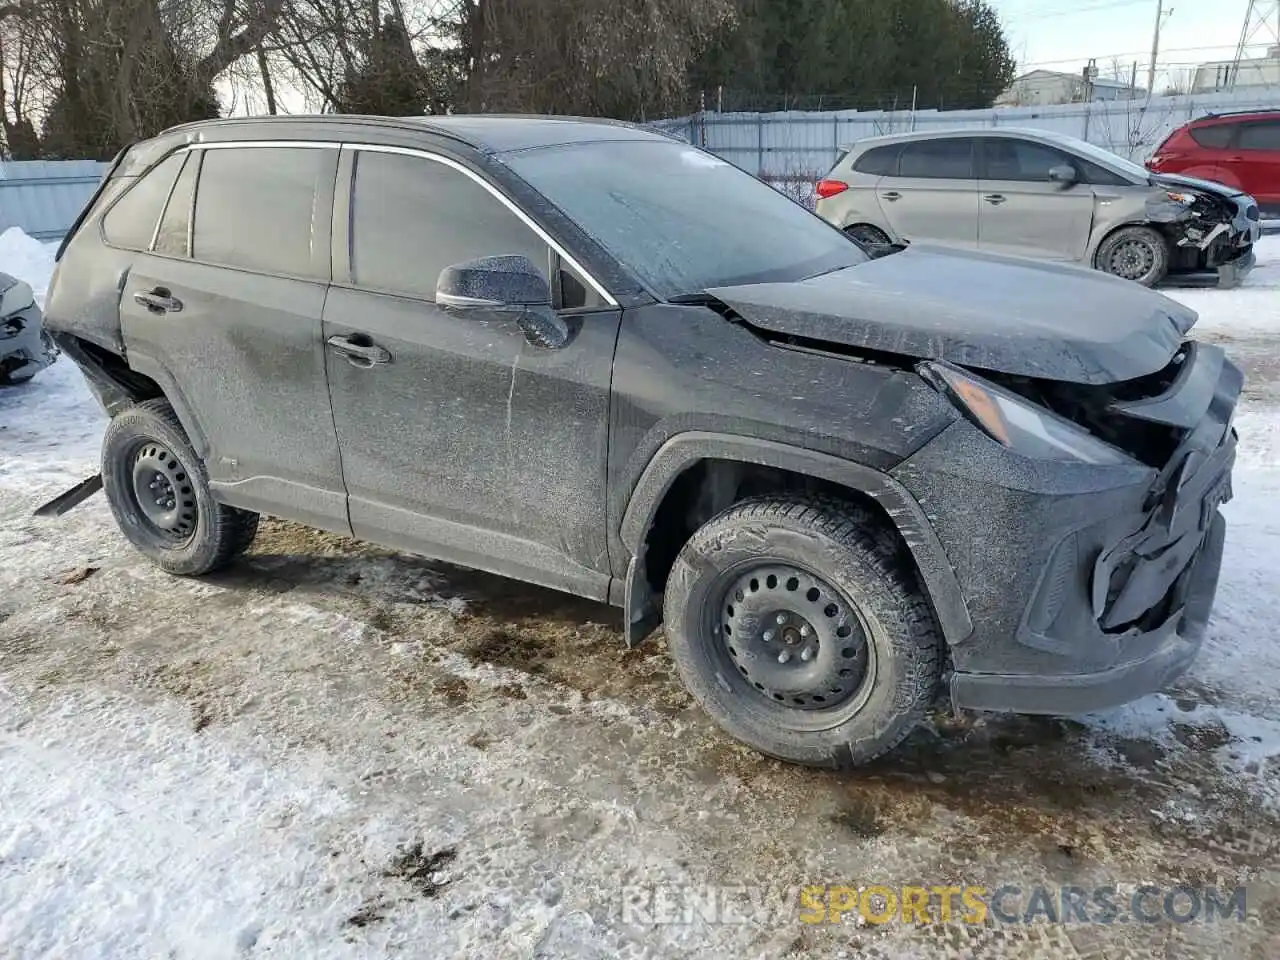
xmin=344 ymin=898 xmax=388 ymax=928
xmin=432 ymin=677 xmax=469 ymax=707
xmin=1171 ymin=720 xmax=1234 ymax=751
xmin=830 ymin=797 xmax=883 ymax=838
xmin=56 ymin=566 xmax=98 ymax=585
xmin=385 ymin=843 xmax=457 ymax=899
xmin=465 ymin=628 xmax=555 ymax=675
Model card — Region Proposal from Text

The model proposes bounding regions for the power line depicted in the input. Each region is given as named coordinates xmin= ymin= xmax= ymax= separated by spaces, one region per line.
xmin=1017 ymin=41 xmax=1275 ymax=70
xmin=1004 ymin=0 xmax=1152 ymax=23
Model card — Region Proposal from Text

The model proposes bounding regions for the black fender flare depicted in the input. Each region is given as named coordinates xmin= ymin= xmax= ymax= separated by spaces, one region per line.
xmin=119 ymin=349 xmax=211 ymax=458
xmin=619 ymin=432 xmax=973 ymax=647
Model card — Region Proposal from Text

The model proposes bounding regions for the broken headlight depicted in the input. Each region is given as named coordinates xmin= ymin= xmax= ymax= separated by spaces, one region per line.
xmin=920 ymin=363 xmax=1135 ymax=466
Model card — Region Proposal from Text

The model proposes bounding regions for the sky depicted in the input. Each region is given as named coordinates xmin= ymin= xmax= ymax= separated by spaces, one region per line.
xmin=992 ymin=0 xmax=1279 ymax=89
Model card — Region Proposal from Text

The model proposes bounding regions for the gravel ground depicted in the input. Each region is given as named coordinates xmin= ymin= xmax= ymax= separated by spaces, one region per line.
xmin=2 ymin=232 xmax=1279 ymax=958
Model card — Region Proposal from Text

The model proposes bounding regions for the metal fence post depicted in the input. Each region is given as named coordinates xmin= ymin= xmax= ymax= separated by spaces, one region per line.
xmin=757 ymin=115 xmax=765 ymax=176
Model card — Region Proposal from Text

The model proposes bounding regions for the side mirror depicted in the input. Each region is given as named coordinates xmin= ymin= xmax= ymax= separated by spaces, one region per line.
xmin=1048 ymin=164 xmax=1077 ymax=184
xmin=436 ymin=255 xmax=569 ymax=349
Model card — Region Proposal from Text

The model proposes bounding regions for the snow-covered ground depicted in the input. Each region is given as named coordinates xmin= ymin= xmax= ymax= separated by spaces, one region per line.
xmin=2 ymin=230 xmax=1279 ymax=959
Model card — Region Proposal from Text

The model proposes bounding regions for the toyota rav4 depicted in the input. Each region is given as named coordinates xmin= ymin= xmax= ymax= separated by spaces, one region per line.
xmin=40 ymin=116 xmax=1240 ymax=768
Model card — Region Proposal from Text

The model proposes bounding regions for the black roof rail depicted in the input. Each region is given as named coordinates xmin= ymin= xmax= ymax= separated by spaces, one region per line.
xmin=1201 ymin=108 xmax=1280 ymax=120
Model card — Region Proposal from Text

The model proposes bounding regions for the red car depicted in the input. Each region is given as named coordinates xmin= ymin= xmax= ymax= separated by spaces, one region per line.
xmin=1148 ymin=110 xmax=1280 ymax=215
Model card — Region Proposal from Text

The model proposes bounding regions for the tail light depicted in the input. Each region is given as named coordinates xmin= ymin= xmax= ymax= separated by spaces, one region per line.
xmin=816 ymin=179 xmax=849 ymax=199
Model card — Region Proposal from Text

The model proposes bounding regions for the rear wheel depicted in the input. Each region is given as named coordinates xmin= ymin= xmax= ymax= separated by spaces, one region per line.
xmin=1096 ymin=226 xmax=1169 ymax=286
xmin=662 ymin=497 xmax=943 ymax=768
xmin=102 ymin=398 xmax=259 ymax=575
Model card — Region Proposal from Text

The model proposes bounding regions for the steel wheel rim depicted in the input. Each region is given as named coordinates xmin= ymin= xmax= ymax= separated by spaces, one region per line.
xmin=1108 ymin=238 xmax=1156 ymax=280
xmin=713 ymin=562 xmax=872 ymax=712
xmin=128 ymin=440 xmax=197 ymax=543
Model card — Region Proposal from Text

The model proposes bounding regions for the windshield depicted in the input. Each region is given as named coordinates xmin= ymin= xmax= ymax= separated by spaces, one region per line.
xmin=502 ymin=140 xmax=867 ymax=300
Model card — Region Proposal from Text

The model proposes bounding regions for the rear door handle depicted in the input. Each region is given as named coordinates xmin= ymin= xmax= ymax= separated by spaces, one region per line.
xmin=983 ymin=194 xmax=1007 ymax=205
xmin=133 ymin=288 xmax=183 ymax=313
xmin=326 ymin=334 xmax=392 ymax=367
xmin=881 ymin=191 xmax=902 ymax=202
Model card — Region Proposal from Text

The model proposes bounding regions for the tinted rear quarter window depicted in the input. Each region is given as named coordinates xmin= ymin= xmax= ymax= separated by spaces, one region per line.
xmin=853 ymin=145 xmax=899 ymax=176
xmin=192 ymin=146 xmax=328 ymax=278
xmin=1238 ymin=121 xmax=1280 ymax=151
xmin=1190 ymin=124 xmax=1236 ymax=149
xmin=102 ymin=153 xmax=185 ymax=251
xmin=350 ymin=151 xmax=548 ymax=301
xmin=898 ymin=139 xmax=976 ymax=179
xmin=154 ymin=152 xmax=199 ymax=257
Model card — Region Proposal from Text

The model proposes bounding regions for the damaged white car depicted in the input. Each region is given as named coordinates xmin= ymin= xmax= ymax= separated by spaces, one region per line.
xmin=817 ymin=128 xmax=1263 ymax=288
xmin=0 ymin=271 xmax=57 ymax=385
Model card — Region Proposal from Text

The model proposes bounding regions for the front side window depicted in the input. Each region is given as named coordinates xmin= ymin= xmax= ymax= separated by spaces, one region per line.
xmin=503 ymin=141 xmax=867 ymax=300
xmin=983 ymin=139 xmax=1071 ymax=181
xmin=350 ymin=151 xmax=549 ymax=302
xmin=102 ymin=153 xmax=185 ymax=251
xmin=898 ymin=139 xmax=977 ymax=179
xmin=192 ymin=146 xmax=327 ymax=278
xmin=1239 ymin=121 xmax=1280 ymax=151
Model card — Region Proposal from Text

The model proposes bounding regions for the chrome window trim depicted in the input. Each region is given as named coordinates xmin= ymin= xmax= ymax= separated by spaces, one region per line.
xmin=180 ymin=139 xmax=617 ymax=306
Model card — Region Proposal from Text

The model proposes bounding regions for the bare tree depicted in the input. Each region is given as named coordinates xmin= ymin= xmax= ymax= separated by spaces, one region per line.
xmin=0 ymin=0 xmax=293 ymax=157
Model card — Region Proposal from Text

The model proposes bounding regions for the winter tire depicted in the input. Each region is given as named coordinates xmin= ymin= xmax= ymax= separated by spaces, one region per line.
xmin=1096 ymin=225 xmax=1169 ymax=287
xmin=662 ymin=496 xmax=943 ymax=768
xmin=101 ymin=398 xmax=259 ymax=576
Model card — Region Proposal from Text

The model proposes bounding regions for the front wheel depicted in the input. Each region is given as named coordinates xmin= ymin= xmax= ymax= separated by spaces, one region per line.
xmin=102 ymin=398 xmax=259 ymax=576
xmin=662 ymin=497 xmax=943 ymax=768
xmin=1096 ymin=226 xmax=1169 ymax=286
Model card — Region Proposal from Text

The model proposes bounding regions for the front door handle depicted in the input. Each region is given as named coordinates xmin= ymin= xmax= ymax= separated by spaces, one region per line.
xmin=983 ymin=194 xmax=1007 ymax=205
xmin=881 ymin=191 xmax=902 ymax=202
xmin=326 ymin=334 xmax=392 ymax=367
xmin=133 ymin=288 xmax=183 ymax=313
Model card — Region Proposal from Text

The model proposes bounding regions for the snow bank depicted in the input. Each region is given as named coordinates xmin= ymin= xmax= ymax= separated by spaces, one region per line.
xmin=0 ymin=229 xmax=102 ymax=486
xmin=0 ymin=226 xmax=57 ymax=307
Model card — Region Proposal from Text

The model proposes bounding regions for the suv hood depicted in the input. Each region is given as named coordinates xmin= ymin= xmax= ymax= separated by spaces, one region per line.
xmin=1150 ymin=171 xmax=1245 ymax=199
xmin=707 ymin=245 xmax=1197 ymax=385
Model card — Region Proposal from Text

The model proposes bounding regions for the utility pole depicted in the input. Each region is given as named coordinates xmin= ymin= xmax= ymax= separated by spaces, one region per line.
xmin=1152 ymin=0 xmax=1172 ymax=96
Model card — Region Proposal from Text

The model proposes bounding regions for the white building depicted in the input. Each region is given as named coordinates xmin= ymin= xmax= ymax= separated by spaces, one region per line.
xmin=996 ymin=70 xmax=1144 ymax=107
xmin=1193 ymin=47 xmax=1280 ymax=93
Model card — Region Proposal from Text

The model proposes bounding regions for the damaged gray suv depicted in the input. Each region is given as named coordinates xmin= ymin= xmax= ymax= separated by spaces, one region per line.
xmin=40 ymin=116 xmax=1239 ymax=768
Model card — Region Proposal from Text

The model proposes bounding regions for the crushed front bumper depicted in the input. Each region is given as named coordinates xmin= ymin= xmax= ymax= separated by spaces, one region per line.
xmin=892 ymin=343 xmax=1241 ymax=716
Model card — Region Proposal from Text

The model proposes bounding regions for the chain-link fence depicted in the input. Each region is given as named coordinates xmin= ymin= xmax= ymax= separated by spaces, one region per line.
xmin=651 ymin=88 xmax=1280 ymax=210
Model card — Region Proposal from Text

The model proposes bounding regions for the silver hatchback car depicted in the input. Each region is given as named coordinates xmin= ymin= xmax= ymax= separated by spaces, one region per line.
xmin=815 ymin=128 xmax=1261 ymax=287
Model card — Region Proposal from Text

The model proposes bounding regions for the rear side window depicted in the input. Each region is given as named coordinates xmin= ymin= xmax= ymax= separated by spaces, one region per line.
xmin=350 ymin=151 xmax=548 ymax=301
xmin=102 ymin=153 xmax=185 ymax=251
xmin=1238 ymin=121 xmax=1280 ymax=151
xmin=192 ymin=146 xmax=328 ymax=278
xmin=1190 ymin=124 xmax=1235 ymax=149
xmin=154 ymin=152 xmax=199 ymax=257
xmin=853 ymin=145 xmax=899 ymax=176
xmin=898 ymin=139 xmax=976 ymax=179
